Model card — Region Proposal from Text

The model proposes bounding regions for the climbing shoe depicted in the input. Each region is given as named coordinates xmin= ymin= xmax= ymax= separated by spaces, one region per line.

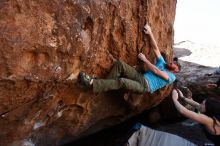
xmin=79 ymin=72 xmax=93 ymax=87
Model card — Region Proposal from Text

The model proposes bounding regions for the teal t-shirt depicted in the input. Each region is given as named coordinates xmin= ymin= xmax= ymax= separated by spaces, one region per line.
xmin=143 ymin=56 xmax=176 ymax=93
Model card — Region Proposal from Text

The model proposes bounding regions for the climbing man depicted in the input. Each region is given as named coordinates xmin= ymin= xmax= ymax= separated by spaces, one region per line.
xmin=79 ymin=24 xmax=180 ymax=94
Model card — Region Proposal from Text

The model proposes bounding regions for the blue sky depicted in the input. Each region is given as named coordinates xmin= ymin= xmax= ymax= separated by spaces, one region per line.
xmin=174 ymin=0 xmax=220 ymax=46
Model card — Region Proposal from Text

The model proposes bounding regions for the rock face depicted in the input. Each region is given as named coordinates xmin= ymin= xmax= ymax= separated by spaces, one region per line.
xmin=0 ymin=0 xmax=177 ymax=145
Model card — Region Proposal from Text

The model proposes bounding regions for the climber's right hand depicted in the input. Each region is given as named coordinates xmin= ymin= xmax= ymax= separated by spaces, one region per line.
xmin=144 ymin=24 xmax=152 ymax=35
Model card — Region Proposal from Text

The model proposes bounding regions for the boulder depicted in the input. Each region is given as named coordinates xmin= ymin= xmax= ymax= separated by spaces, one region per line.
xmin=0 ymin=0 xmax=177 ymax=145
xmin=174 ymin=41 xmax=220 ymax=100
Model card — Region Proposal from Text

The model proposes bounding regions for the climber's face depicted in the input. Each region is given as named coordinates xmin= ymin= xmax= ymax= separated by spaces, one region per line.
xmin=166 ymin=62 xmax=180 ymax=73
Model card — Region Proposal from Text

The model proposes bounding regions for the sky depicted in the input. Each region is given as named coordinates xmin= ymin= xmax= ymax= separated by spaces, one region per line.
xmin=174 ymin=0 xmax=220 ymax=46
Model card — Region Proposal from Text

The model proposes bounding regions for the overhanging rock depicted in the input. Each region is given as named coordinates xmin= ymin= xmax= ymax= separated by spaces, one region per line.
xmin=0 ymin=0 xmax=176 ymax=145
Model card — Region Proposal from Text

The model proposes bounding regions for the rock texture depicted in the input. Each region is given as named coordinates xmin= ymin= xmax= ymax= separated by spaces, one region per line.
xmin=0 ymin=0 xmax=177 ymax=145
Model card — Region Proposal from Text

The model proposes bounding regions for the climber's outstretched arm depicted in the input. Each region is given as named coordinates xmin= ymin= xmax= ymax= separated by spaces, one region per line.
xmin=144 ymin=24 xmax=161 ymax=59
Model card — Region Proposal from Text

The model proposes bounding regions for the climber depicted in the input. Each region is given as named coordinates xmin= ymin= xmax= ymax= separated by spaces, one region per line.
xmin=172 ymin=89 xmax=220 ymax=145
xmin=79 ymin=24 xmax=180 ymax=94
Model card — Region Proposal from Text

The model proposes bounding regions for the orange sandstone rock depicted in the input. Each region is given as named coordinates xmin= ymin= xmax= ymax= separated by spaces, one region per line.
xmin=0 ymin=0 xmax=176 ymax=145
